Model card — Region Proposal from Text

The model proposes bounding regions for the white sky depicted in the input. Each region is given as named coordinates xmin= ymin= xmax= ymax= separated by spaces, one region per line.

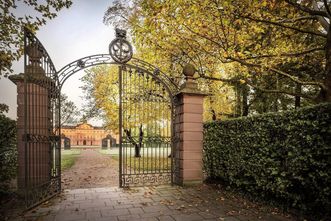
xmin=0 ymin=0 xmax=115 ymax=125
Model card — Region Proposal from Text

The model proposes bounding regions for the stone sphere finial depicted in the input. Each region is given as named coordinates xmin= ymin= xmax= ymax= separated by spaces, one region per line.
xmin=183 ymin=64 xmax=196 ymax=77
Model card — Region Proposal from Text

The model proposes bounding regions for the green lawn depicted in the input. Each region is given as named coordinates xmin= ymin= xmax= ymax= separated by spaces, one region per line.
xmin=61 ymin=149 xmax=81 ymax=170
xmin=125 ymin=156 xmax=171 ymax=171
xmin=98 ymin=149 xmax=171 ymax=171
xmin=98 ymin=149 xmax=113 ymax=155
xmin=111 ymin=155 xmax=171 ymax=171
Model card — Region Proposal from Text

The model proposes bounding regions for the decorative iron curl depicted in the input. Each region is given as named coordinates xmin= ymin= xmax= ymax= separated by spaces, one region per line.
xmin=57 ymin=54 xmax=179 ymax=95
xmin=122 ymin=174 xmax=171 ymax=187
xmin=109 ymin=28 xmax=133 ymax=64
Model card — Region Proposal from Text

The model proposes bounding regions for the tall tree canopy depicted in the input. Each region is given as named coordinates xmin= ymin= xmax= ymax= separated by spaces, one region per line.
xmin=60 ymin=94 xmax=80 ymax=126
xmin=104 ymin=0 xmax=331 ymax=110
xmin=0 ymin=0 xmax=72 ymax=77
xmin=81 ymin=65 xmax=175 ymax=133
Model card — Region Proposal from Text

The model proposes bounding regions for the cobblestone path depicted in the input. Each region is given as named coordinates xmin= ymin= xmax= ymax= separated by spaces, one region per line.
xmin=14 ymin=185 xmax=295 ymax=221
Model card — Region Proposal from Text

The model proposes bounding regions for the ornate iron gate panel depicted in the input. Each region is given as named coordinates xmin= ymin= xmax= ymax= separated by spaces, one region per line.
xmin=22 ymin=28 xmax=61 ymax=208
xmin=17 ymin=28 xmax=177 ymax=203
xmin=119 ymin=65 xmax=174 ymax=187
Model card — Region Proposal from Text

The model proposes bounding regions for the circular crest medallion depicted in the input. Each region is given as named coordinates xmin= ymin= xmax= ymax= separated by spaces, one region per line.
xmin=109 ymin=38 xmax=133 ymax=64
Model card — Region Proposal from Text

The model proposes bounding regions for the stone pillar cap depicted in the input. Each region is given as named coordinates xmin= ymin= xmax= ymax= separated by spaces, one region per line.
xmin=183 ymin=64 xmax=196 ymax=77
xmin=177 ymin=64 xmax=208 ymax=96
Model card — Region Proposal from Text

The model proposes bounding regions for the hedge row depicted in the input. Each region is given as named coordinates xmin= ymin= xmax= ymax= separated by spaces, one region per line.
xmin=0 ymin=113 xmax=17 ymax=195
xmin=203 ymin=103 xmax=331 ymax=217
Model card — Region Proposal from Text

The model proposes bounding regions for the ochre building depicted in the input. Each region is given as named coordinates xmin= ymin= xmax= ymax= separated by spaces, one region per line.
xmin=61 ymin=123 xmax=118 ymax=146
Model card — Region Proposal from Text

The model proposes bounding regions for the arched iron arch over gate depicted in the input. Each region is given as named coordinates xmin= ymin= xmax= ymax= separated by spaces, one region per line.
xmin=19 ymin=28 xmax=179 ymax=207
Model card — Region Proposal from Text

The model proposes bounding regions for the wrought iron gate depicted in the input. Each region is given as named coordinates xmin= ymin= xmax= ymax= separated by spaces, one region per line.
xmin=108 ymin=29 xmax=175 ymax=187
xmin=21 ymin=28 xmax=61 ymax=208
xmin=18 ymin=28 xmax=177 ymax=207
xmin=118 ymin=64 xmax=174 ymax=187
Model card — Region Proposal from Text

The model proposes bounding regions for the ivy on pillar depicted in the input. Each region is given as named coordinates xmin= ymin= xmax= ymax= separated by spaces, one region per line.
xmin=173 ymin=64 xmax=207 ymax=186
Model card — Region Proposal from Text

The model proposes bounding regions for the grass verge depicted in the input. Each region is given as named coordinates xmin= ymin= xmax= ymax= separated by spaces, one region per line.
xmin=98 ymin=149 xmax=114 ymax=155
xmin=61 ymin=149 xmax=81 ymax=170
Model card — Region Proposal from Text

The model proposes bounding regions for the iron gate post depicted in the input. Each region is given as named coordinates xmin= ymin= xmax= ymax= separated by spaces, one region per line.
xmin=9 ymin=28 xmax=61 ymax=208
xmin=173 ymin=64 xmax=207 ymax=186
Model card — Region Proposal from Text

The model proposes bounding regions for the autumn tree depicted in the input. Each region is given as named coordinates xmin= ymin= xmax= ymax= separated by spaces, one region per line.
xmin=81 ymin=64 xmax=173 ymax=156
xmin=81 ymin=65 xmax=119 ymax=132
xmin=0 ymin=0 xmax=72 ymax=77
xmin=60 ymin=94 xmax=80 ymax=126
xmin=81 ymin=65 xmax=172 ymax=130
xmin=104 ymin=0 xmax=331 ymax=113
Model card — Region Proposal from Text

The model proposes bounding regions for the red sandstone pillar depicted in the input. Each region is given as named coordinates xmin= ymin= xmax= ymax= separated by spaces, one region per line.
xmin=174 ymin=64 xmax=206 ymax=186
xmin=9 ymin=45 xmax=52 ymax=190
xmin=10 ymin=75 xmax=52 ymax=189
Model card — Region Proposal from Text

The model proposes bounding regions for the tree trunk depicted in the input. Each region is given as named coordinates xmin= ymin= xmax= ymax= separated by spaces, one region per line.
xmin=242 ymin=84 xmax=249 ymax=116
xmin=295 ymin=83 xmax=301 ymax=109
xmin=273 ymin=76 xmax=279 ymax=112
xmin=211 ymin=109 xmax=217 ymax=121
xmin=124 ymin=125 xmax=143 ymax=158
xmin=235 ymin=83 xmax=242 ymax=117
xmin=320 ymin=24 xmax=331 ymax=102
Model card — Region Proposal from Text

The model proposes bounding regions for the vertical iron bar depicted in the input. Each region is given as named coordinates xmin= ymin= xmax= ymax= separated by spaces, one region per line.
xmin=153 ymin=80 xmax=157 ymax=174
xmin=171 ymin=96 xmax=175 ymax=185
xmin=129 ymin=68 xmax=132 ymax=177
xmin=146 ymin=76 xmax=149 ymax=175
xmin=142 ymin=72 xmax=145 ymax=176
xmin=118 ymin=65 xmax=123 ymax=187
xmin=138 ymin=72 xmax=141 ymax=175
xmin=159 ymin=89 xmax=162 ymax=174
xmin=58 ymin=88 xmax=62 ymax=191
xmin=23 ymin=28 xmax=28 ymax=206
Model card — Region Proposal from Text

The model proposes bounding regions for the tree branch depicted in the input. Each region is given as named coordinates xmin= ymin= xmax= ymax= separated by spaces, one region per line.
xmin=323 ymin=0 xmax=331 ymax=17
xmin=275 ymin=15 xmax=317 ymax=23
xmin=195 ymin=75 xmax=238 ymax=84
xmin=240 ymin=15 xmax=327 ymax=38
xmin=242 ymin=47 xmax=324 ymax=60
xmin=246 ymin=80 xmax=315 ymax=100
xmin=226 ymin=56 xmax=327 ymax=89
xmin=285 ymin=0 xmax=329 ymax=17
xmin=178 ymin=22 xmax=326 ymax=90
xmin=196 ymin=75 xmax=316 ymax=100
xmin=313 ymin=0 xmax=330 ymax=30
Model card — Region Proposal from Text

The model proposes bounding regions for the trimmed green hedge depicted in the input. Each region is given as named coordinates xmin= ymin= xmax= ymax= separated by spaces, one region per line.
xmin=204 ymin=103 xmax=331 ymax=217
xmin=0 ymin=113 xmax=17 ymax=195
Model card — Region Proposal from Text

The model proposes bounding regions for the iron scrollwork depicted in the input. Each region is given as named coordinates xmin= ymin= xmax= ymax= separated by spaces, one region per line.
xmin=109 ymin=28 xmax=133 ymax=64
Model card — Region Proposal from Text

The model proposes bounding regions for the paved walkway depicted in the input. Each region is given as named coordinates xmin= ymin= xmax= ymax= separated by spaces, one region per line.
xmin=14 ymin=185 xmax=294 ymax=221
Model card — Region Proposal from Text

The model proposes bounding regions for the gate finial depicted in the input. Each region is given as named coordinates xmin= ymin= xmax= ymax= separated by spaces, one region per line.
xmin=115 ymin=28 xmax=127 ymax=39
xmin=109 ymin=29 xmax=133 ymax=64
xmin=181 ymin=63 xmax=198 ymax=91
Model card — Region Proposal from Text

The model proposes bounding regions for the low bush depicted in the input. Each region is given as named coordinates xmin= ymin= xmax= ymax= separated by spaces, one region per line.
xmin=203 ymin=103 xmax=331 ymax=218
xmin=0 ymin=111 xmax=17 ymax=195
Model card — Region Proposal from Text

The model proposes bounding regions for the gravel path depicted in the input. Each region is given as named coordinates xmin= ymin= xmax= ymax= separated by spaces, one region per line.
xmin=61 ymin=149 xmax=119 ymax=189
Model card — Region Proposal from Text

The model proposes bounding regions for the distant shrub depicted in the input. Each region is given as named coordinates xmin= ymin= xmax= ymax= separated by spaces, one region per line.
xmin=204 ymin=103 xmax=331 ymax=218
